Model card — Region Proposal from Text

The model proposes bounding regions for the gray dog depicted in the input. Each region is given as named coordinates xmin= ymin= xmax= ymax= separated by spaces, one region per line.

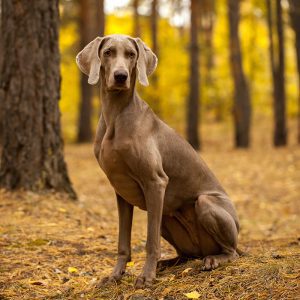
xmin=76 ymin=34 xmax=239 ymax=289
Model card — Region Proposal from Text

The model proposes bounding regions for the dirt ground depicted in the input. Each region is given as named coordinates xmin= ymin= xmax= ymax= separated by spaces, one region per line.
xmin=0 ymin=122 xmax=300 ymax=299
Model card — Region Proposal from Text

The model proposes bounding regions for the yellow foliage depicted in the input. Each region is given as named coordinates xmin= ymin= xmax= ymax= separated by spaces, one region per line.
xmin=59 ymin=22 xmax=80 ymax=141
xmin=58 ymin=0 xmax=299 ymax=141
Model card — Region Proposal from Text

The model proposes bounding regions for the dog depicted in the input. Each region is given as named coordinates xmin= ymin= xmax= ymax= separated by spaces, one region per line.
xmin=76 ymin=34 xmax=239 ymax=289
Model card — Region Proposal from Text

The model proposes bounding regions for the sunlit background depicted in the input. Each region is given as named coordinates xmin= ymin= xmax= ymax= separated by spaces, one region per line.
xmin=59 ymin=0 xmax=298 ymax=144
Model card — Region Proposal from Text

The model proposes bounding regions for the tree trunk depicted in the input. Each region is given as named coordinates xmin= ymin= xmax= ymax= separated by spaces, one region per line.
xmin=133 ymin=0 xmax=141 ymax=37
xmin=151 ymin=0 xmax=158 ymax=58
xmin=77 ymin=0 xmax=96 ymax=143
xmin=187 ymin=0 xmax=200 ymax=150
xmin=275 ymin=0 xmax=287 ymax=146
xmin=95 ymin=0 xmax=105 ymax=119
xmin=0 ymin=0 xmax=4 ymax=148
xmin=199 ymin=0 xmax=219 ymax=120
xmin=77 ymin=0 xmax=104 ymax=143
xmin=228 ymin=0 xmax=251 ymax=148
xmin=199 ymin=0 xmax=215 ymax=86
xmin=150 ymin=0 xmax=160 ymax=114
xmin=98 ymin=0 xmax=105 ymax=36
xmin=0 ymin=0 xmax=76 ymax=197
xmin=266 ymin=0 xmax=287 ymax=146
xmin=288 ymin=0 xmax=300 ymax=144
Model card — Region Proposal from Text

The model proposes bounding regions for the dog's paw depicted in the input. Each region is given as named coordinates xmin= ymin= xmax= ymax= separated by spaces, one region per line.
xmin=201 ymin=252 xmax=239 ymax=271
xmin=134 ymin=275 xmax=154 ymax=289
xmin=201 ymin=256 xmax=219 ymax=271
xmin=100 ymin=274 xmax=121 ymax=286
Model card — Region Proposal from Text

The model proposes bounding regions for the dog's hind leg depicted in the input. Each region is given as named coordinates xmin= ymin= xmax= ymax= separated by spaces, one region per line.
xmin=158 ymin=212 xmax=203 ymax=270
xmin=158 ymin=218 xmax=192 ymax=270
xmin=195 ymin=194 xmax=239 ymax=270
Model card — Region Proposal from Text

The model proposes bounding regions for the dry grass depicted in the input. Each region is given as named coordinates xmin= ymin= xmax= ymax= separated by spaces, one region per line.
xmin=0 ymin=121 xmax=300 ymax=299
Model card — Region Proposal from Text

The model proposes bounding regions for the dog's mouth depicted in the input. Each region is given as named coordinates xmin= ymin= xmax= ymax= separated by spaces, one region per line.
xmin=108 ymin=83 xmax=130 ymax=91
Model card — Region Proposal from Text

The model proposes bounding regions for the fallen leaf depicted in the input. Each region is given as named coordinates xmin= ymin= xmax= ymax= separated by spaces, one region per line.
xmin=161 ymin=287 xmax=172 ymax=296
xmin=29 ymin=280 xmax=47 ymax=286
xmin=62 ymin=277 xmax=69 ymax=284
xmin=281 ymin=273 xmax=299 ymax=279
xmin=182 ymin=267 xmax=193 ymax=275
xmin=271 ymin=253 xmax=284 ymax=259
xmin=126 ymin=261 xmax=135 ymax=267
xmin=27 ymin=238 xmax=49 ymax=247
xmin=184 ymin=291 xmax=200 ymax=299
xmin=169 ymin=274 xmax=175 ymax=281
xmin=89 ymin=277 xmax=98 ymax=286
xmin=54 ymin=268 xmax=62 ymax=274
xmin=68 ymin=267 xmax=78 ymax=273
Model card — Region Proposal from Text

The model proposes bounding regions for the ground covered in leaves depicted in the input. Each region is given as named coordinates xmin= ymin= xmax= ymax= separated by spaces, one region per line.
xmin=0 ymin=123 xmax=299 ymax=299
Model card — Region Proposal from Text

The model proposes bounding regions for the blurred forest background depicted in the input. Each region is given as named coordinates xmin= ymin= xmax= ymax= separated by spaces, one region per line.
xmin=59 ymin=0 xmax=300 ymax=149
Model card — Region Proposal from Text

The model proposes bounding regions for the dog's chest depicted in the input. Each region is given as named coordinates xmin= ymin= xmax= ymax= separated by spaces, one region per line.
xmin=99 ymin=138 xmax=125 ymax=174
xmin=99 ymin=137 xmax=146 ymax=209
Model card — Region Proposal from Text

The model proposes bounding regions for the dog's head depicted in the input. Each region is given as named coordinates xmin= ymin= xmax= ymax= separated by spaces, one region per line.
xmin=76 ymin=34 xmax=157 ymax=90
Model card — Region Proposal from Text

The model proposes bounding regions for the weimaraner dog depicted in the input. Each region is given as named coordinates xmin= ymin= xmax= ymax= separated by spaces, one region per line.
xmin=76 ymin=34 xmax=239 ymax=289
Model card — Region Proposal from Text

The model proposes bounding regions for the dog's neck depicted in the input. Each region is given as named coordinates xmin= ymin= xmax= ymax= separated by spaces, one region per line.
xmin=100 ymin=83 xmax=137 ymax=128
xmin=100 ymin=69 xmax=139 ymax=128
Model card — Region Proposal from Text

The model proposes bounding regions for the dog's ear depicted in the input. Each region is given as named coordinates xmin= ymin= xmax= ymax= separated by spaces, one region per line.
xmin=76 ymin=37 xmax=104 ymax=85
xmin=134 ymin=38 xmax=158 ymax=86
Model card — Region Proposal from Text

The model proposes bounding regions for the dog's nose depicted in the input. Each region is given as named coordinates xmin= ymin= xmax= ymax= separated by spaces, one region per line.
xmin=114 ymin=70 xmax=128 ymax=84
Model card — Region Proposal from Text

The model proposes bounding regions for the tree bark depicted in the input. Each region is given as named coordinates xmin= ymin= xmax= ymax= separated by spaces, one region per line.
xmin=228 ymin=0 xmax=251 ymax=148
xmin=0 ymin=0 xmax=4 ymax=148
xmin=288 ymin=0 xmax=300 ymax=144
xmin=0 ymin=0 xmax=76 ymax=197
xmin=187 ymin=0 xmax=200 ymax=150
xmin=98 ymin=0 xmax=105 ymax=37
xmin=150 ymin=0 xmax=160 ymax=114
xmin=77 ymin=0 xmax=104 ymax=143
xmin=133 ymin=0 xmax=141 ymax=37
xmin=199 ymin=0 xmax=219 ymax=120
xmin=95 ymin=0 xmax=105 ymax=119
xmin=266 ymin=0 xmax=287 ymax=146
xmin=151 ymin=0 xmax=158 ymax=58
xmin=199 ymin=0 xmax=215 ymax=86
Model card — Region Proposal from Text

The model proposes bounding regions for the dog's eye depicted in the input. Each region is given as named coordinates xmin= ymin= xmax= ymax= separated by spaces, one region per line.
xmin=104 ymin=49 xmax=111 ymax=57
xmin=128 ymin=52 xmax=135 ymax=59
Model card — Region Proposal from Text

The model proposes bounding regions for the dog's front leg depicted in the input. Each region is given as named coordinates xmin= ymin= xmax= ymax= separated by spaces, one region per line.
xmin=102 ymin=194 xmax=133 ymax=284
xmin=135 ymin=177 xmax=168 ymax=289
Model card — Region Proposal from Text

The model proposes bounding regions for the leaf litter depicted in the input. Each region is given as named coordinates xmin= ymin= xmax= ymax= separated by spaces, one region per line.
xmin=0 ymin=127 xmax=299 ymax=299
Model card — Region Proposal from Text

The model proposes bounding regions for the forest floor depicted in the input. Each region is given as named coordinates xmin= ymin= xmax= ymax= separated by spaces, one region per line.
xmin=0 ymin=121 xmax=300 ymax=299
